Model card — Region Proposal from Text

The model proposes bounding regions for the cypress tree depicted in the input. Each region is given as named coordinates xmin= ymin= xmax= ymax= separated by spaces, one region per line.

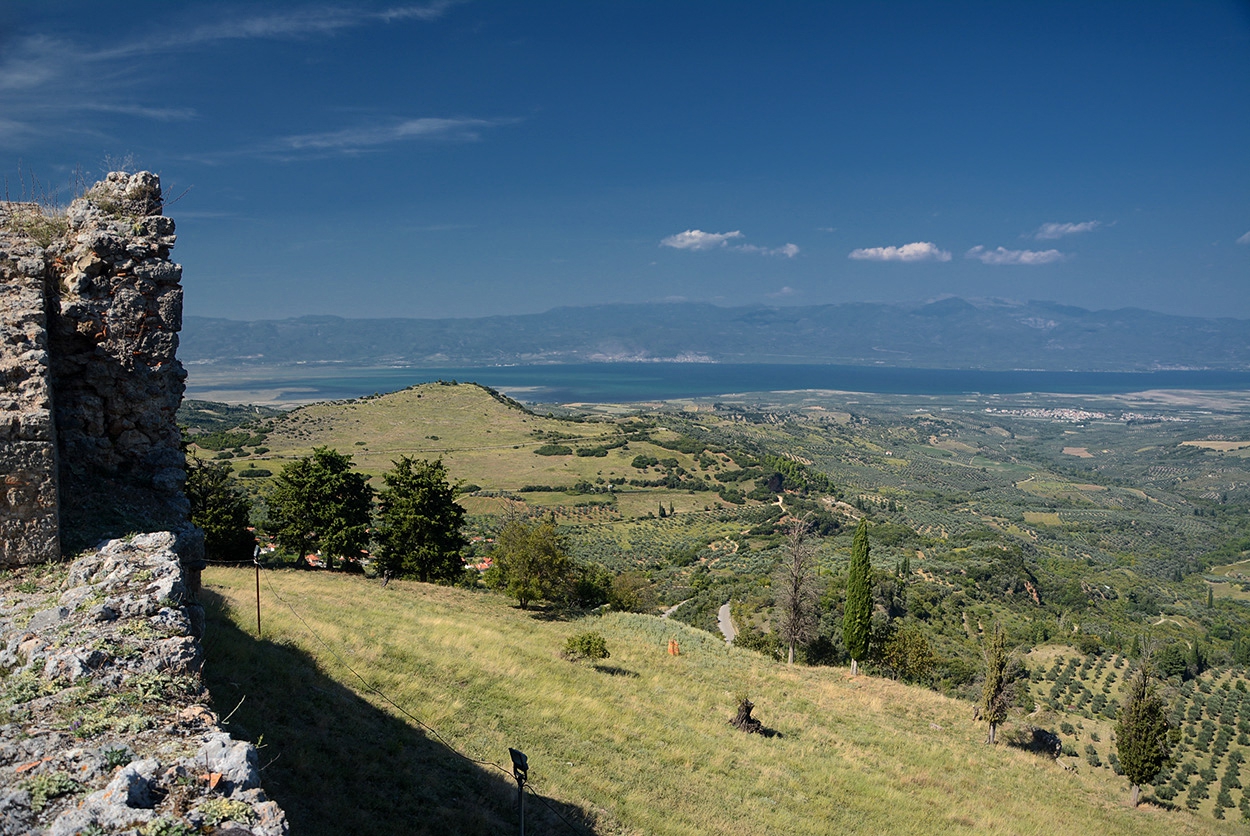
xmin=843 ymin=518 xmax=871 ymax=676
xmin=981 ymin=623 xmax=1011 ymax=744
xmin=1117 ymin=668 xmax=1173 ymax=807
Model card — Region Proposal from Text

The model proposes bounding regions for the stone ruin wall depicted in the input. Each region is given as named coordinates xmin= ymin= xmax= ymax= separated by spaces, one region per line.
xmin=0 ymin=203 xmax=60 ymax=563
xmin=1 ymin=172 xmax=189 ymax=565
xmin=1 ymin=176 xmax=289 ymax=833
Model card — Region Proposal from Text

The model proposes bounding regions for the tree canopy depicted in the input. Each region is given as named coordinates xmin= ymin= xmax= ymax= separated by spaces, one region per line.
xmin=186 ymin=455 xmax=256 ymax=563
xmin=980 ymin=623 xmax=1012 ymax=744
xmin=843 ymin=518 xmax=872 ymax=675
xmin=487 ymin=517 xmax=573 ymax=609
xmin=374 ymin=457 xmax=467 ymax=583
xmin=1116 ymin=668 xmax=1173 ymax=806
xmin=266 ymin=447 xmax=373 ymax=570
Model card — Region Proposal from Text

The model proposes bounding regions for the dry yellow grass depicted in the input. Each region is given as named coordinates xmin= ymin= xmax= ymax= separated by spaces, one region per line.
xmin=202 ymin=568 xmax=1237 ymax=836
xmin=1180 ymin=440 xmax=1250 ymax=451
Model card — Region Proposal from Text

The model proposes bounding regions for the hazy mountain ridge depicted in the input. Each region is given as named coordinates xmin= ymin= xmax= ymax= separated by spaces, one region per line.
xmin=182 ymin=298 xmax=1250 ymax=371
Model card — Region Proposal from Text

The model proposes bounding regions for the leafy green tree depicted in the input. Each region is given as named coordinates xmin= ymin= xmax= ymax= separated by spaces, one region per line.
xmin=186 ymin=456 xmax=256 ymax=562
xmin=266 ymin=447 xmax=373 ymax=570
xmin=882 ymin=623 xmax=935 ymax=684
xmin=1116 ymin=668 xmax=1174 ymax=807
xmin=374 ymin=457 xmax=467 ymax=583
xmin=843 ymin=518 xmax=872 ymax=676
xmin=980 ymin=623 xmax=1011 ymax=744
xmin=487 ymin=518 xmax=573 ymax=609
xmin=608 ymin=570 xmax=656 ymax=613
xmin=775 ymin=515 xmax=820 ymax=665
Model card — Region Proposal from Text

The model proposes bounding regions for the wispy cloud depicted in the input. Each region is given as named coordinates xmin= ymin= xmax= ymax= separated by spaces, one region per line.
xmin=0 ymin=3 xmax=459 ymax=150
xmin=166 ymin=3 xmax=457 ymax=52
xmin=78 ymin=103 xmax=197 ymax=121
xmin=661 ymin=229 xmax=744 ymax=250
xmin=280 ymin=117 xmax=503 ymax=152
xmin=967 ymin=245 xmax=1065 ymax=265
xmin=767 ymin=286 xmax=798 ymax=298
xmin=848 ymin=242 xmax=951 ymax=262
xmin=1033 ymin=220 xmax=1100 ymax=240
xmin=737 ymin=242 xmax=800 ymax=258
xmin=1237 ymin=230 xmax=1250 ymax=245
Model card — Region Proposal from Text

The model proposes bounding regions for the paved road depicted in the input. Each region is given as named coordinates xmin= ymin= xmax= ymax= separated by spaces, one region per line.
xmin=717 ymin=601 xmax=736 ymax=644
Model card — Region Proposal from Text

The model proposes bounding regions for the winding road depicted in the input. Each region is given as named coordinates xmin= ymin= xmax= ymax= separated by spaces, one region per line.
xmin=717 ymin=602 xmax=736 ymax=645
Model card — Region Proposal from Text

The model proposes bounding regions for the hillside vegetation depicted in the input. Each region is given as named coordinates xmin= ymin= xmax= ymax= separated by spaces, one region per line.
xmin=203 ymin=567 xmax=1235 ymax=836
xmin=185 ymin=380 xmax=1250 ymax=826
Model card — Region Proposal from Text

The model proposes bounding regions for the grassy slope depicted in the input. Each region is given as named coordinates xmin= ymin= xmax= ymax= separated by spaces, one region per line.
xmin=203 ymin=567 xmax=1232 ymax=836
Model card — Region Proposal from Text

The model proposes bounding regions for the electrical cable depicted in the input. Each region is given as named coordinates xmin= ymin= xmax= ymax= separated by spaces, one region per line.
xmin=254 ymin=563 xmax=512 ymax=778
xmin=525 ymin=784 xmax=591 ymax=835
xmin=204 ymin=560 xmax=591 ymax=833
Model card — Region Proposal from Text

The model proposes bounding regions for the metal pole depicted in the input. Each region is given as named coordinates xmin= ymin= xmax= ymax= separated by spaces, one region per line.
xmin=509 ymin=748 xmax=528 ymax=836
xmin=254 ymin=545 xmax=262 ymax=638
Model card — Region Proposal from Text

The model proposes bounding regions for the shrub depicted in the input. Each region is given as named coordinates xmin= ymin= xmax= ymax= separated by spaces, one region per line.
xmin=197 ymin=798 xmax=257 ymax=827
xmin=534 ymin=443 xmax=573 ymax=456
xmin=564 ymin=631 xmax=609 ymax=662
xmin=25 ymin=772 xmax=79 ymax=812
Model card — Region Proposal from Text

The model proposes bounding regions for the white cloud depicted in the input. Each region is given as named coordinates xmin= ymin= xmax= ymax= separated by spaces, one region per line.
xmin=661 ymin=230 xmax=799 ymax=257
xmin=1033 ymin=220 xmax=1100 ymax=240
xmin=1237 ymin=230 xmax=1250 ymax=245
xmin=966 ymin=245 xmax=1065 ymax=265
xmin=768 ymin=286 xmax=798 ymax=298
xmin=737 ymin=242 xmax=800 ymax=258
xmin=660 ymin=229 xmax=744 ymax=250
xmin=848 ymin=242 xmax=951 ymax=262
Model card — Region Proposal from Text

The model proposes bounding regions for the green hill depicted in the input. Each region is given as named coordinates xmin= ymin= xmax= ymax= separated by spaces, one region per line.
xmin=203 ymin=566 xmax=1234 ymax=836
xmin=191 ymin=380 xmax=765 ymax=519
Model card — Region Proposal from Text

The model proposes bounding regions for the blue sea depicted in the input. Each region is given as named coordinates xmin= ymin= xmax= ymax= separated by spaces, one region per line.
xmin=185 ymin=363 xmax=1250 ymax=404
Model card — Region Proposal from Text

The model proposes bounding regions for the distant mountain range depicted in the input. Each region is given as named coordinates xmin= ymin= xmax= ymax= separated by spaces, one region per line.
xmin=181 ymin=298 xmax=1250 ymax=372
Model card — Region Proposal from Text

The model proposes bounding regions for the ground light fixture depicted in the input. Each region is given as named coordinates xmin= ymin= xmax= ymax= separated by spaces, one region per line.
xmin=509 ymin=747 xmax=528 ymax=836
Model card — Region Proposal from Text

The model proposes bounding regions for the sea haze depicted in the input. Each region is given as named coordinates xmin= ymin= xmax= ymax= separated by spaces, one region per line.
xmin=181 ymin=299 xmax=1250 ymax=374
xmin=184 ymin=362 xmax=1250 ymax=406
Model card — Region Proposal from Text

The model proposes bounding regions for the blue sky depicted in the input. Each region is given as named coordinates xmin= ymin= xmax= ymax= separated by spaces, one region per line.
xmin=3 ymin=1 xmax=1249 ymax=320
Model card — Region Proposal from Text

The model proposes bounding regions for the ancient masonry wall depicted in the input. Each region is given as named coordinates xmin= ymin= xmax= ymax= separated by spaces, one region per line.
xmin=1 ymin=172 xmax=190 ymax=564
xmin=0 ymin=203 xmax=61 ymax=564
xmin=1 ymin=177 xmax=288 ymax=833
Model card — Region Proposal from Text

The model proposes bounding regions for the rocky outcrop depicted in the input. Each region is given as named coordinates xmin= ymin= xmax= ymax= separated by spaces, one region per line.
xmin=0 ymin=532 xmax=287 ymax=835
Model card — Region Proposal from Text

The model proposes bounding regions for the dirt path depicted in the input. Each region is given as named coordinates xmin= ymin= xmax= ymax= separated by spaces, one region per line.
xmin=718 ymin=601 xmax=736 ymax=645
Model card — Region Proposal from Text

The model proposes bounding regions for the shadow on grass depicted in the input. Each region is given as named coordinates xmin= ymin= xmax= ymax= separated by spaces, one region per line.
xmin=1005 ymin=725 xmax=1062 ymax=758
xmin=199 ymin=588 xmax=597 ymax=836
xmin=592 ymin=665 xmax=639 ymax=678
xmin=524 ymin=605 xmax=581 ymax=622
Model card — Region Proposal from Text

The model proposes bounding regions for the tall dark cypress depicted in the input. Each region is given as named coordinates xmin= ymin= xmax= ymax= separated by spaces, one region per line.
xmin=843 ymin=518 xmax=871 ymax=676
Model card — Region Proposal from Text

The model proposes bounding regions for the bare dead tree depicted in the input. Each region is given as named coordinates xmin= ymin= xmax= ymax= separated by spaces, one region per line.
xmin=774 ymin=514 xmax=820 ymax=665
